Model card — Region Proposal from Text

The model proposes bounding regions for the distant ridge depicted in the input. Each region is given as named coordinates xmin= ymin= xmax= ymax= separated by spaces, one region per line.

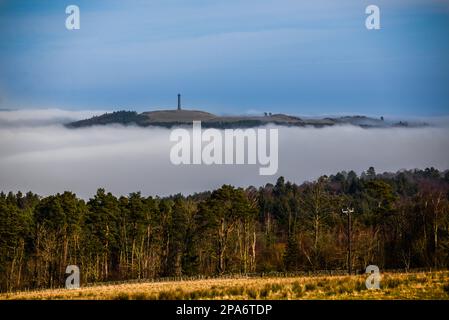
xmin=66 ymin=109 xmax=425 ymax=129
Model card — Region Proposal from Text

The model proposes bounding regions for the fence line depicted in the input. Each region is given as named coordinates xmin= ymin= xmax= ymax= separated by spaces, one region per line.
xmin=6 ymin=267 xmax=443 ymax=295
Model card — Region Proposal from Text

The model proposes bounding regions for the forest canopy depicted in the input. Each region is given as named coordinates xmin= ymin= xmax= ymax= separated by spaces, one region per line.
xmin=1 ymin=167 xmax=449 ymax=292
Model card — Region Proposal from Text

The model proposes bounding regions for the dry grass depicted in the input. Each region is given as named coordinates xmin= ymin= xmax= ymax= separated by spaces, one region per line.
xmin=1 ymin=271 xmax=449 ymax=300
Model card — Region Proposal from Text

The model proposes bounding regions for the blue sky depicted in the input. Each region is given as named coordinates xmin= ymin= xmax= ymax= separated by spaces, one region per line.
xmin=0 ymin=0 xmax=448 ymax=116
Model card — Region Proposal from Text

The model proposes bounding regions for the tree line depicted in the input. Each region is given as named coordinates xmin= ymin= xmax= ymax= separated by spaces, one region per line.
xmin=1 ymin=167 xmax=449 ymax=292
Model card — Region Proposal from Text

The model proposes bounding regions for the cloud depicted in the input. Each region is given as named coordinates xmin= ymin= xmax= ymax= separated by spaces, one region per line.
xmin=0 ymin=109 xmax=448 ymax=199
xmin=0 ymin=108 xmax=106 ymax=127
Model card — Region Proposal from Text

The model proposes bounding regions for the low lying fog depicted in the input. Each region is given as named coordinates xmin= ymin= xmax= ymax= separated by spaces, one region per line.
xmin=1 ymin=109 xmax=448 ymax=199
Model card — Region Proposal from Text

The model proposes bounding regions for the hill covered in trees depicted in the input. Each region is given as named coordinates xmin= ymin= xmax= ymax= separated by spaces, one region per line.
xmin=66 ymin=110 xmax=423 ymax=129
xmin=1 ymin=167 xmax=448 ymax=292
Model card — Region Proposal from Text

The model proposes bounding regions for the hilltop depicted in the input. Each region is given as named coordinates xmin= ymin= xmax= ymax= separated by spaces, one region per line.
xmin=66 ymin=109 xmax=420 ymax=129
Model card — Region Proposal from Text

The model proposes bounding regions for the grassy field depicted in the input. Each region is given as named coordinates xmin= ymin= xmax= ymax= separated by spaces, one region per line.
xmin=1 ymin=271 xmax=449 ymax=300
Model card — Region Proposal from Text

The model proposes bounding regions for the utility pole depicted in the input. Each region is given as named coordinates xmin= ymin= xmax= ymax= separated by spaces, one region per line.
xmin=177 ymin=93 xmax=181 ymax=110
xmin=342 ymin=207 xmax=354 ymax=275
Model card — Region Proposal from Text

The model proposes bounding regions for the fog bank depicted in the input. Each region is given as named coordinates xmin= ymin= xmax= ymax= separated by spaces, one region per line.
xmin=1 ymin=109 xmax=448 ymax=198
